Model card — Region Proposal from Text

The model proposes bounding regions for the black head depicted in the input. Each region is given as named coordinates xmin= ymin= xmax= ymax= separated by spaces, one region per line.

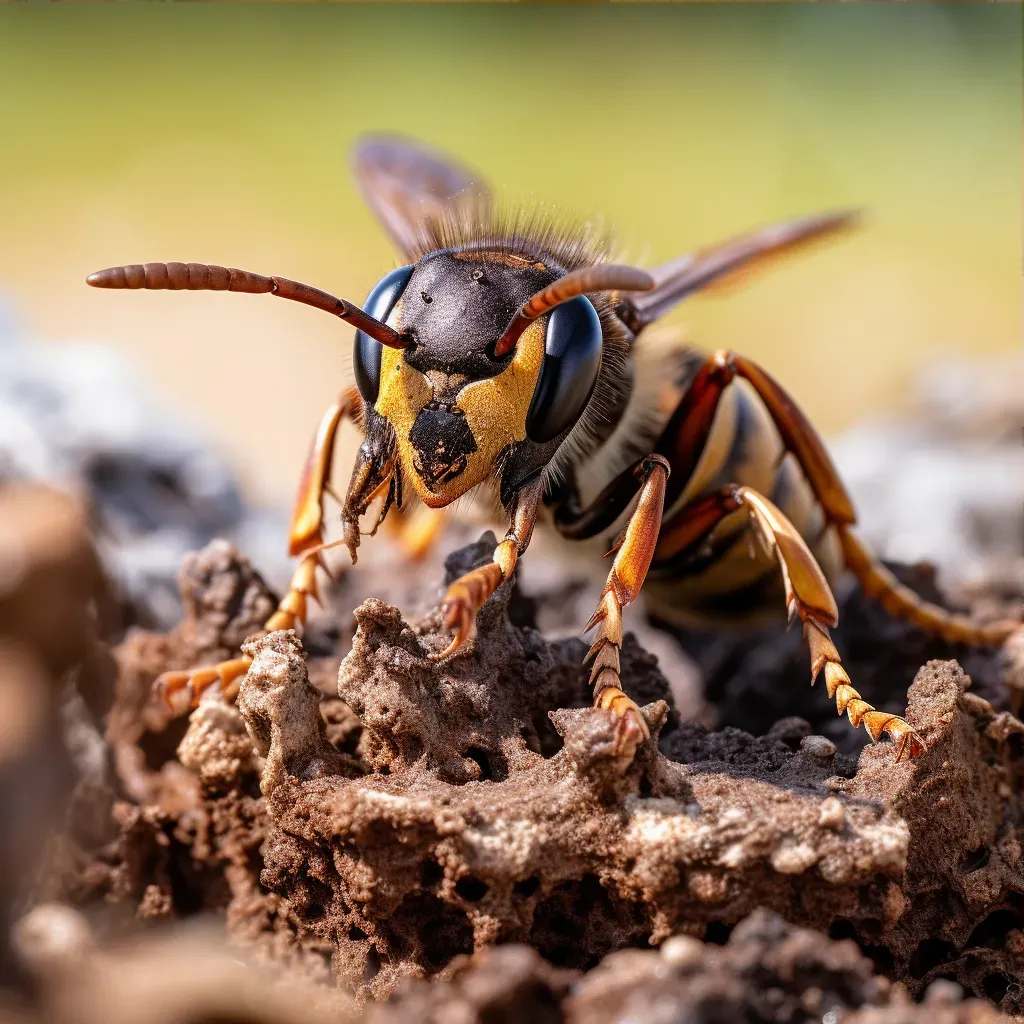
xmin=353 ymin=248 xmax=614 ymax=506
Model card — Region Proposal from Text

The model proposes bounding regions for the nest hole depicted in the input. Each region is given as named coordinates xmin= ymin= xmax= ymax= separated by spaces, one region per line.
xmin=967 ymin=909 xmax=1024 ymax=950
xmin=513 ymin=876 xmax=540 ymax=899
xmin=959 ymin=845 xmax=991 ymax=874
xmin=389 ymin=893 xmax=474 ymax=973
xmin=530 ymin=874 xmax=649 ymax=970
xmin=703 ymin=921 xmax=732 ymax=946
xmin=909 ymin=939 xmax=958 ymax=979
xmin=348 ymin=925 xmax=368 ymax=941
xmin=455 ymin=875 xmax=488 ymax=902
xmin=983 ymin=972 xmax=1011 ymax=1005
xmin=296 ymin=877 xmax=332 ymax=922
xmin=533 ymin=712 xmax=567 ymax=759
xmin=463 ymin=745 xmax=507 ymax=782
xmin=829 ymin=918 xmax=895 ymax=976
xmin=166 ymin=847 xmax=227 ymax=916
xmin=363 ymin=945 xmax=381 ymax=983
xmin=139 ymin=716 xmax=190 ymax=772
xmin=862 ymin=943 xmax=895 ymax=977
xmin=420 ymin=859 xmax=444 ymax=888
xmin=828 ymin=919 xmax=857 ymax=941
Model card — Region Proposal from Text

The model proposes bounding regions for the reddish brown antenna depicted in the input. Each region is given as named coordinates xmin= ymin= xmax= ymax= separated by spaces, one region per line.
xmin=86 ymin=262 xmax=410 ymax=350
xmin=493 ymin=264 xmax=654 ymax=358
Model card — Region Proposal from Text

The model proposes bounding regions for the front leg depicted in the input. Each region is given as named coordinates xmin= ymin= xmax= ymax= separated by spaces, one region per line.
xmin=154 ymin=403 xmax=399 ymax=715
xmin=432 ymin=477 xmax=543 ymax=660
xmin=339 ymin=411 xmax=402 ymax=565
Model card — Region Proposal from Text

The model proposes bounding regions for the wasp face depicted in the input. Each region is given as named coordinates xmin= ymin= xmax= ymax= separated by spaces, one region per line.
xmin=356 ymin=251 xmax=556 ymax=508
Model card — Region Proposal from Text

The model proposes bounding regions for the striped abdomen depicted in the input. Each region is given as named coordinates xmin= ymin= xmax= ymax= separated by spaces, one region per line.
xmin=645 ymin=377 xmax=843 ymax=630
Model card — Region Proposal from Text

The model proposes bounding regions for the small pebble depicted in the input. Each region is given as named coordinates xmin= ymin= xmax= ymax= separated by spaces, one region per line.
xmin=800 ymin=735 xmax=837 ymax=759
xmin=923 ymin=978 xmax=965 ymax=1005
xmin=660 ymin=934 xmax=703 ymax=968
xmin=12 ymin=903 xmax=93 ymax=972
xmin=817 ymin=797 xmax=846 ymax=830
xmin=770 ymin=841 xmax=820 ymax=875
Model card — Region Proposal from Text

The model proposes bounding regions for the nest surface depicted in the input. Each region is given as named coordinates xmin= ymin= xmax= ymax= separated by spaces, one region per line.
xmin=1 ymin=515 xmax=1016 ymax=1022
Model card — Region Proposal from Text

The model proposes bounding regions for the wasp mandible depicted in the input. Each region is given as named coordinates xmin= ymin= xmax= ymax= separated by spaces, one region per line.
xmin=87 ymin=136 xmax=1017 ymax=761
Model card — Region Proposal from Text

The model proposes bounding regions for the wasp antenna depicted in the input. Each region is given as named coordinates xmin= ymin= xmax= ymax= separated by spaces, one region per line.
xmin=86 ymin=262 xmax=410 ymax=350
xmin=494 ymin=264 xmax=654 ymax=358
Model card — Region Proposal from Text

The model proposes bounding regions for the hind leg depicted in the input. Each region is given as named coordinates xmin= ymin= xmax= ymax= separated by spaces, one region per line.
xmin=667 ymin=350 xmax=1016 ymax=647
xmin=656 ymin=485 xmax=925 ymax=760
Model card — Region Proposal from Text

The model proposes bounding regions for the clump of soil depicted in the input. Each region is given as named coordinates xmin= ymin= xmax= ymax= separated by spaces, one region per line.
xmin=366 ymin=910 xmax=1006 ymax=1024
xmin=10 ymin=525 xmax=1016 ymax=1020
xmin=3 ymin=514 xmax=1023 ymax=1019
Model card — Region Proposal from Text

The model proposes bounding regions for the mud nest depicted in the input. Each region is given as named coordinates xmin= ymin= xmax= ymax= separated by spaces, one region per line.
xmin=0 ymin=481 xmax=1020 ymax=1022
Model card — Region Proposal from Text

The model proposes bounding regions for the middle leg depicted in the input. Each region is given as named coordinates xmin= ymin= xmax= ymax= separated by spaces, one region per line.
xmin=582 ymin=455 xmax=671 ymax=759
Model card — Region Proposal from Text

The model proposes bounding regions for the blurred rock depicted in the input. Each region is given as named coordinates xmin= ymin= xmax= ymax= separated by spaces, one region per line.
xmin=39 ymin=927 xmax=354 ymax=1024
xmin=832 ymin=351 xmax=1024 ymax=596
xmin=0 ymin=486 xmax=106 ymax=986
xmin=367 ymin=911 xmax=1006 ymax=1024
xmin=10 ymin=903 xmax=94 ymax=978
xmin=0 ymin=314 xmax=289 ymax=630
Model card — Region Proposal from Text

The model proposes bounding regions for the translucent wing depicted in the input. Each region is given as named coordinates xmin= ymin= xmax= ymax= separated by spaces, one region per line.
xmin=621 ymin=210 xmax=859 ymax=330
xmin=352 ymin=135 xmax=491 ymax=258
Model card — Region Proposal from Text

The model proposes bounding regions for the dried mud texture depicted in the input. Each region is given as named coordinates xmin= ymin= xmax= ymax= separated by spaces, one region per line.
xmin=15 ymin=528 xmax=1024 ymax=1020
xmin=193 ymin=533 xmax=1023 ymax=1015
xmin=367 ymin=911 xmax=1005 ymax=1024
xmin=35 ymin=539 xmax=345 ymax=991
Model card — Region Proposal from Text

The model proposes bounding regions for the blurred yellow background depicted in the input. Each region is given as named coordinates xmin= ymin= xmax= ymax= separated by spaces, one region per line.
xmin=0 ymin=4 xmax=1019 ymax=506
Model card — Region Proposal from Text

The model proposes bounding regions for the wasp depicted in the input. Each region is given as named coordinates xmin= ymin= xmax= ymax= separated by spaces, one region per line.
xmin=87 ymin=136 xmax=1016 ymax=762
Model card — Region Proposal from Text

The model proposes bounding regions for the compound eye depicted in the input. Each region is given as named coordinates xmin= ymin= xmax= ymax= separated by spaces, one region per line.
xmin=525 ymin=296 xmax=602 ymax=444
xmin=353 ymin=265 xmax=414 ymax=404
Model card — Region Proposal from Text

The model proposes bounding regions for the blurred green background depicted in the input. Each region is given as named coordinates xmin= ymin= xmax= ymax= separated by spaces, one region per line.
xmin=0 ymin=4 xmax=1019 ymax=505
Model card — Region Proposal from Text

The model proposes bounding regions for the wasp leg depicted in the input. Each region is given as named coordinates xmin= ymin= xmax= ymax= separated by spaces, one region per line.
xmin=552 ymin=454 xmax=653 ymax=542
xmin=659 ymin=349 xmax=1018 ymax=647
xmin=836 ymin=528 xmax=1018 ymax=647
xmin=432 ymin=478 xmax=542 ymax=661
xmin=154 ymin=391 xmax=384 ymax=715
xmin=655 ymin=349 xmax=855 ymax=522
xmin=581 ymin=455 xmax=670 ymax=761
xmin=657 ymin=485 xmax=925 ymax=761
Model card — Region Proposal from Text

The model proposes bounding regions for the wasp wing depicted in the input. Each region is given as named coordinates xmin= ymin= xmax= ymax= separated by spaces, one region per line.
xmin=622 ymin=210 xmax=859 ymax=330
xmin=352 ymin=135 xmax=491 ymax=258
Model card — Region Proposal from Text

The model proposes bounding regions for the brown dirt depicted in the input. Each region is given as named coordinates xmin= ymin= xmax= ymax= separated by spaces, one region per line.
xmin=3 ymin=514 xmax=1023 ymax=1021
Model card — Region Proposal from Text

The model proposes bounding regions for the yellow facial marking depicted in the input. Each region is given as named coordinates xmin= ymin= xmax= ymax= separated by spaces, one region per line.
xmin=375 ymin=345 xmax=433 ymax=494
xmin=374 ymin=318 xmax=547 ymax=508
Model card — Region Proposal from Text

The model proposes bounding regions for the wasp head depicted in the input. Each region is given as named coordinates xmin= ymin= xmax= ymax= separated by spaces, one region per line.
xmin=361 ymin=251 xmax=560 ymax=508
